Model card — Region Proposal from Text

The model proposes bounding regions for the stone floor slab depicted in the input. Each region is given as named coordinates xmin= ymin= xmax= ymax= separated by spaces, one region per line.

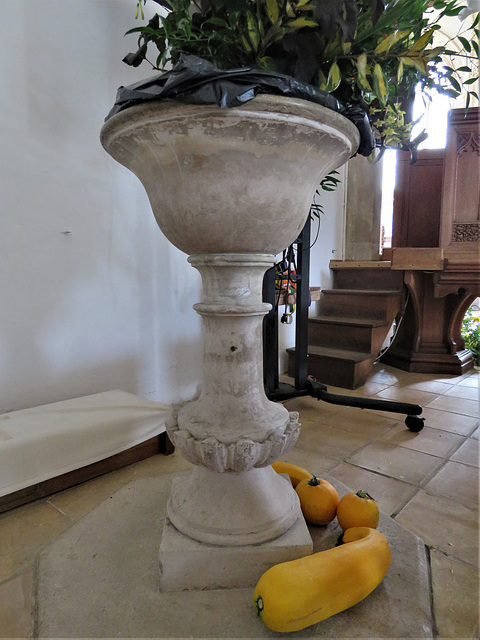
xmin=37 ymin=473 xmax=433 ymax=638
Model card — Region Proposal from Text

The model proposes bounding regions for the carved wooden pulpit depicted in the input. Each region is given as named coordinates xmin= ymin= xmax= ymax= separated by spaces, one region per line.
xmin=382 ymin=107 xmax=480 ymax=374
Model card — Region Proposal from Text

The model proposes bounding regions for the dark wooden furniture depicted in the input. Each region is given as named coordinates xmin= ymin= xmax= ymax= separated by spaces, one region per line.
xmin=286 ymin=260 xmax=405 ymax=388
xmin=263 ymin=223 xmax=424 ymax=431
xmin=382 ymin=107 xmax=480 ymax=374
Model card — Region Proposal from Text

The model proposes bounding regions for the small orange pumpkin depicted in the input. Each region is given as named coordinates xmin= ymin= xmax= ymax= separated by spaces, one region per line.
xmin=295 ymin=475 xmax=339 ymax=525
xmin=336 ymin=490 xmax=380 ymax=530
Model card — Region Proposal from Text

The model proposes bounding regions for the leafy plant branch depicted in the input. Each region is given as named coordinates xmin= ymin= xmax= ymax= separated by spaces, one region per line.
xmin=124 ymin=0 xmax=480 ymax=153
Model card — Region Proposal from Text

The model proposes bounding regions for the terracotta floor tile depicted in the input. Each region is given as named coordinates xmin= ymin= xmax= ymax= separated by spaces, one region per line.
xmin=295 ymin=423 xmax=371 ymax=460
xmin=0 ymin=427 xmax=12 ymax=441
xmin=395 ymin=490 xmax=478 ymax=566
xmin=368 ymin=408 xmax=411 ymax=422
xmin=378 ymin=424 xmax=466 ymax=458
xmin=392 ymin=379 xmax=454 ymax=394
xmin=367 ymin=367 xmax=412 ymax=385
xmin=420 ymin=406 xmax=479 ymax=435
xmin=456 ymin=373 xmax=480 ymax=388
xmin=47 ymin=464 xmax=144 ymax=522
xmin=329 ymin=462 xmax=417 ymax=516
xmin=348 ymin=441 xmax=443 ymax=485
xmin=450 ymin=437 xmax=479 ymax=467
xmin=372 ymin=362 xmax=413 ymax=375
xmin=278 ymin=447 xmax=339 ymax=476
xmin=0 ymin=500 xmax=71 ymax=583
xmin=427 ymin=395 xmax=480 ymax=418
xmin=1 ymin=365 xmax=478 ymax=638
xmin=133 ymin=451 xmax=194 ymax=477
xmin=431 ymin=371 xmax=476 ymax=384
xmin=320 ymin=406 xmax=398 ymax=437
xmin=442 ymin=384 xmax=480 ymax=402
xmin=424 ymin=460 xmax=479 ymax=509
xmin=396 ymin=372 xmax=456 ymax=385
xmin=355 ymin=380 xmax=393 ymax=396
xmin=0 ymin=570 xmax=34 ymax=638
xmin=373 ymin=386 xmax=440 ymax=406
xmin=430 ymin=549 xmax=480 ymax=640
xmin=283 ymin=395 xmax=342 ymax=422
xmin=319 ymin=381 xmax=390 ymax=397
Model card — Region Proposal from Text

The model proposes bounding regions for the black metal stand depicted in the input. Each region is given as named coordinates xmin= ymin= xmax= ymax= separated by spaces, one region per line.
xmin=262 ymin=218 xmax=425 ymax=432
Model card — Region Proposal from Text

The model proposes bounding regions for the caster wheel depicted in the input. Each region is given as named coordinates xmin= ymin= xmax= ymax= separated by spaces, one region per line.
xmin=405 ymin=415 xmax=425 ymax=432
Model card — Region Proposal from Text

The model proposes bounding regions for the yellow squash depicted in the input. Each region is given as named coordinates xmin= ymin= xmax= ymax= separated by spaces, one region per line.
xmin=337 ymin=490 xmax=380 ymax=530
xmin=271 ymin=460 xmax=312 ymax=488
xmin=295 ymin=475 xmax=339 ymax=525
xmin=253 ymin=527 xmax=391 ymax=633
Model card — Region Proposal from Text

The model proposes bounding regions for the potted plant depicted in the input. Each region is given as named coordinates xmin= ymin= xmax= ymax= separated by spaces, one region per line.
xmin=123 ymin=0 xmax=479 ymax=158
xmin=462 ymin=303 xmax=480 ymax=368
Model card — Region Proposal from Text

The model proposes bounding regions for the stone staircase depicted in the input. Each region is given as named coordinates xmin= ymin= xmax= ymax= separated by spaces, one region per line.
xmin=287 ymin=261 xmax=405 ymax=389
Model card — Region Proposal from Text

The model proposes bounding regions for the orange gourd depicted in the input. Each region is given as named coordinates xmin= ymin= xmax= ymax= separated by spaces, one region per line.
xmin=295 ymin=475 xmax=339 ymax=525
xmin=272 ymin=460 xmax=312 ymax=488
xmin=336 ymin=490 xmax=380 ymax=530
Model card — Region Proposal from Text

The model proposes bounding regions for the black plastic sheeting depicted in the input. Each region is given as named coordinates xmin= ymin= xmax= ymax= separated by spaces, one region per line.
xmin=106 ymin=55 xmax=374 ymax=157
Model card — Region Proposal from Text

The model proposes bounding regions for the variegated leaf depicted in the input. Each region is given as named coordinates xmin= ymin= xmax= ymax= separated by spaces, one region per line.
xmin=356 ymin=53 xmax=372 ymax=90
xmin=325 ymin=61 xmax=341 ymax=92
xmin=412 ymin=57 xmax=427 ymax=74
xmin=287 ymin=17 xmax=318 ymax=29
xmin=374 ymin=29 xmax=410 ymax=54
xmin=241 ymin=33 xmax=253 ymax=52
xmin=373 ymin=63 xmax=388 ymax=105
xmin=407 ymin=27 xmax=436 ymax=54
xmin=266 ymin=0 xmax=280 ymax=25
xmin=247 ymin=12 xmax=260 ymax=51
xmin=397 ymin=59 xmax=404 ymax=83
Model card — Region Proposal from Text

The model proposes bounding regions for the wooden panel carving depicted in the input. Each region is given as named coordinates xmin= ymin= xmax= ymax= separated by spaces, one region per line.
xmin=452 ymin=222 xmax=480 ymax=241
xmin=440 ymin=107 xmax=480 ymax=246
xmin=392 ymin=149 xmax=444 ymax=248
xmin=457 ymin=132 xmax=480 ymax=154
xmin=452 ymin=132 xmax=480 ymax=224
xmin=385 ymin=107 xmax=479 ymax=374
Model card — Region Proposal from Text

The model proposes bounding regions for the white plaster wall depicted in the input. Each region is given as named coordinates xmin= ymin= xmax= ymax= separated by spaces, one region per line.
xmin=277 ymin=169 xmax=347 ymax=372
xmin=0 ymin=0 xmax=203 ymax=412
xmin=306 ymin=166 xmax=347 ymax=322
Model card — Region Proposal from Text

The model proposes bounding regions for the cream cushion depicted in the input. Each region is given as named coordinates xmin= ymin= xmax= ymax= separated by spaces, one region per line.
xmin=0 ymin=390 xmax=171 ymax=497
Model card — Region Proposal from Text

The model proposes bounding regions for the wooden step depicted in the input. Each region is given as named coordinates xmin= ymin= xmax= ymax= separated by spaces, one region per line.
xmin=332 ymin=264 xmax=404 ymax=291
xmin=308 ymin=315 xmax=389 ymax=353
xmin=320 ymin=289 xmax=403 ymax=322
xmin=293 ymin=261 xmax=406 ymax=389
xmin=287 ymin=346 xmax=373 ymax=389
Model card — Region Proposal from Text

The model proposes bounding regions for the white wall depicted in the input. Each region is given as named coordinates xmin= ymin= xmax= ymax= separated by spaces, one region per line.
xmin=309 ymin=164 xmax=347 ymax=291
xmin=0 ymin=0 xmax=203 ymax=412
xmin=277 ymin=169 xmax=347 ymax=372
xmin=0 ymin=0 xmax=347 ymax=410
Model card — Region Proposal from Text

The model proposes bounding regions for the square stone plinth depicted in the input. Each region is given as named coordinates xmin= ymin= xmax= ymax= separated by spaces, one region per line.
xmin=37 ymin=473 xmax=433 ymax=638
xmin=159 ymin=507 xmax=313 ymax=591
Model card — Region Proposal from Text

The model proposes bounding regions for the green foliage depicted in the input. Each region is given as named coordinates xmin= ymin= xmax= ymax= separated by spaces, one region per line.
xmin=124 ymin=0 xmax=480 ymax=153
xmin=309 ymin=170 xmax=341 ymax=217
xmin=461 ymin=304 xmax=480 ymax=365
